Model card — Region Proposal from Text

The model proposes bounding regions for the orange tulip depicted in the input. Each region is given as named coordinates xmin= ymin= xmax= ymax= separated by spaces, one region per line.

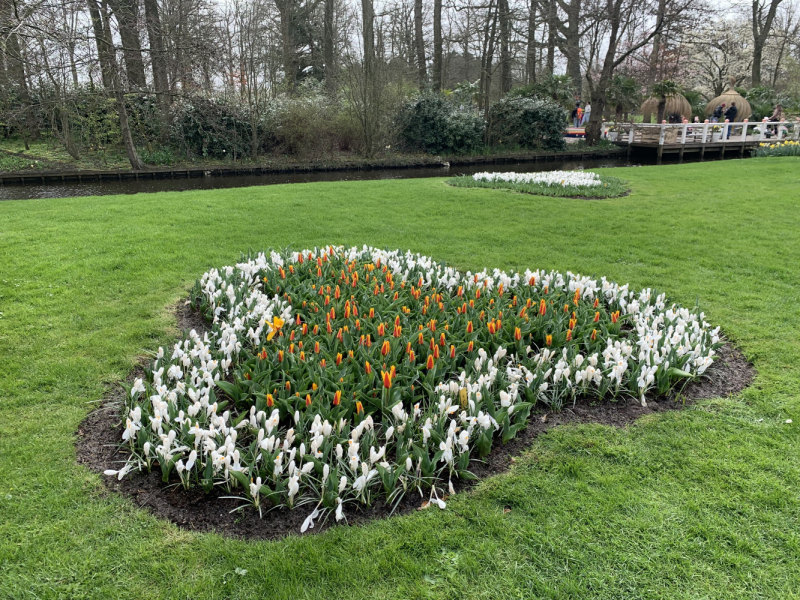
xmin=594 ymin=311 xmax=600 ymax=323
xmin=450 ymin=344 xmax=456 ymax=358
xmin=356 ymin=401 xmax=364 ymax=415
xmin=591 ymin=329 xmax=597 ymax=341
xmin=365 ymin=361 xmax=372 ymax=375
xmin=545 ymin=334 xmax=552 ymax=346
xmin=306 ymin=394 xmax=312 ymax=407
xmin=333 ymin=390 xmax=341 ymax=406
xmin=514 ymin=327 xmax=521 ymax=341
xmin=382 ymin=370 xmax=392 ymax=389
xmin=426 ymin=354 xmax=435 ymax=370
xmin=266 ymin=394 xmax=274 ymax=408
xmin=466 ymin=321 xmax=474 ymax=334
xmin=467 ymin=341 xmax=474 ymax=352
xmin=381 ymin=340 xmax=391 ymax=356
xmin=539 ymin=298 xmax=547 ymax=316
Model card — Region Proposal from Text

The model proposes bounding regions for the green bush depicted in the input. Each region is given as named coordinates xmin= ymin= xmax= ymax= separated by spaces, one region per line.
xmin=169 ymin=96 xmax=254 ymax=160
xmin=488 ymin=96 xmax=567 ymax=151
xmin=396 ymin=92 xmax=485 ymax=154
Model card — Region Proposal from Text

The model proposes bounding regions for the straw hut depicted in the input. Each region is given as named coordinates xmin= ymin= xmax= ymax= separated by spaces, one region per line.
xmin=705 ymin=83 xmax=751 ymax=121
xmin=641 ymin=94 xmax=692 ymax=123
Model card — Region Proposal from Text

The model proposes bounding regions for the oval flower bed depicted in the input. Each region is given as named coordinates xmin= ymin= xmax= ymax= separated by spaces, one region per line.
xmin=106 ymin=245 xmax=720 ymax=531
xmin=448 ymin=170 xmax=629 ymax=198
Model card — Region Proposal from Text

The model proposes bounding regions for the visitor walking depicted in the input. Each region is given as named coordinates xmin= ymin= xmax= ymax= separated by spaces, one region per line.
xmin=571 ymin=102 xmax=582 ymax=128
xmin=711 ymin=103 xmax=724 ymax=123
xmin=724 ymin=102 xmax=738 ymax=138
xmin=581 ymin=103 xmax=591 ymax=126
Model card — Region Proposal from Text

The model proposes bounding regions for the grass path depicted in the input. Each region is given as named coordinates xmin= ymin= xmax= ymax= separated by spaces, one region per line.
xmin=1 ymin=158 xmax=799 ymax=599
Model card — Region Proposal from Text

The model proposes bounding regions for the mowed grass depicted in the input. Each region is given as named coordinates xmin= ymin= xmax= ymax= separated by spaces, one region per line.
xmin=1 ymin=158 xmax=799 ymax=599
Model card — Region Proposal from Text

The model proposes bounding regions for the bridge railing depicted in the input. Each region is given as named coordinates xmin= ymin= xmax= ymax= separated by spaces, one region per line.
xmin=602 ymin=119 xmax=800 ymax=146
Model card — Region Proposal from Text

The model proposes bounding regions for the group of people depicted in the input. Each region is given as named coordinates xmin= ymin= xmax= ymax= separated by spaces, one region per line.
xmin=710 ymin=102 xmax=739 ymax=124
xmin=571 ymin=101 xmax=591 ymax=127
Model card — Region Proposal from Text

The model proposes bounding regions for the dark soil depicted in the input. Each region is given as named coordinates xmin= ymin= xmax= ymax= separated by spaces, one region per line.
xmin=76 ymin=304 xmax=755 ymax=541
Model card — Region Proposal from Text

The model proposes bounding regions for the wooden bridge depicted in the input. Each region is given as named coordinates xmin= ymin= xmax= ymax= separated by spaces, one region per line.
xmin=606 ymin=120 xmax=800 ymax=163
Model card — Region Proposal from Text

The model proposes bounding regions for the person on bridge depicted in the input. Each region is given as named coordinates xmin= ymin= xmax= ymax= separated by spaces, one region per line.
xmin=768 ymin=104 xmax=784 ymax=137
xmin=711 ymin=103 xmax=724 ymax=123
xmin=724 ymin=103 xmax=738 ymax=138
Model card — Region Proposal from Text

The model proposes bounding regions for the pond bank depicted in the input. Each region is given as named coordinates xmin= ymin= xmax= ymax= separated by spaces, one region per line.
xmin=0 ymin=148 xmax=627 ymax=200
xmin=0 ymin=147 xmax=623 ymax=186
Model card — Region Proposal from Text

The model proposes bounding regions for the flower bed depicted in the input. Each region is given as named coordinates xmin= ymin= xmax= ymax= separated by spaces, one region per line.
xmin=107 ymin=245 xmax=720 ymax=531
xmin=447 ymin=170 xmax=628 ymax=198
xmin=752 ymin=140 xmax=800 ymax=157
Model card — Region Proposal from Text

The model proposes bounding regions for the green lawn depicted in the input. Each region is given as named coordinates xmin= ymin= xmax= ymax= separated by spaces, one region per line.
xmin=1 ymin=158 xmax=799 ymax=599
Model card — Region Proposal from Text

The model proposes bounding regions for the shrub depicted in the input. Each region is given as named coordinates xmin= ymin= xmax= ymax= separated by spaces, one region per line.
xmin=169 ymin=96 xmax=254 ymax=160
xmin=488 ymin=96 xmax=567 ymax=151
xmin=107 ymin=245 xmax=722 ymax=529
xmin=396 ymin=92 xmax=484 ymax=154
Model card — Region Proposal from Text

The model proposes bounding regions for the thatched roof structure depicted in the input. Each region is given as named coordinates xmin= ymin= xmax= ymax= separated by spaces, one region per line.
xmin=641 ymin=94 xmax=692 ymax=123
xmin=705 ymin=84 xmax=752 ymax=121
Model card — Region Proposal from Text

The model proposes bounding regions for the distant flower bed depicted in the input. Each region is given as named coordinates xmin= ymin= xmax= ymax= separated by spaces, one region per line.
xmin=107 ymin=245 xmax=720 ymax=530
xmin=448 ymin=170 xmax=628 ymax=198
xmin=752 ymin=140 xmax=800 ymax=157
xmin=473 ymin=170 xmax=603 ymax=187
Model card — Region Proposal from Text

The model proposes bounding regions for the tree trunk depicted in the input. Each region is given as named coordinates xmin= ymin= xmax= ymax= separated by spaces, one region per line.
xmin=414 ymin=0 xmax=427 ymax=89
xmin=751 ymin=0 xmax=783 ymax=87
xmin=361 ymin=0 xmax=376 ymax=156
xmin=276 ymin=0 xmax=297 ymax=93
xmin=647 ymin=0 xmax=666 ymax=90
xmin=526 ymin=0 xmax=537 ymax=84
xmin=546 ymin=0 xmax=555 ymax=75
xmin=656 ymin=96 xmax=666 ymax=123
xmin=143 ymin=0 xmax=169 ymax=109
xmin=481 ymin=1 xmax=499 ymax=139
xmin=86 ymin=0 xmax=116 ymax=89
xmin=324 ymin=0 xmax=335 ymax=93
xmin=107 ymin=0 xmax=146 ymax=89
xmin=563 ymin=0 xmax=581 ymax=96
xmin=432 ymin=0 xmax=443 ymax=91
xmin=1 ymin=3 xmax=38 ymax=140
xmin=116 ymin=85 xmax=146 ymax=169
xmin=498 ymin=0 xmax=511 ymax=94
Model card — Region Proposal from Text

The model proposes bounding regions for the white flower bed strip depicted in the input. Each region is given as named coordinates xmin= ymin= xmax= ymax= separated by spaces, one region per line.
xmin=472 ymin=170 xmax=602 ymax=187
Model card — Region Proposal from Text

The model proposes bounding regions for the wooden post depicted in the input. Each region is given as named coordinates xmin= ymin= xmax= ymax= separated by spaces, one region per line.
xmin=679 ymin=123 xmax=688 ymax=163
xmin=626 ymin=123 xmax=634 ymax=161
xmin=740 ymin=120 xmax=748 ymax=157
xmin=700 ymin=121 xmax=709 ymax=161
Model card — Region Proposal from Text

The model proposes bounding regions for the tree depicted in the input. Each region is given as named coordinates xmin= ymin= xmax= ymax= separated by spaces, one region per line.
xmin=433 ymin=0 xmax=443 ymax=91
xmin=752 ymin=0 xmax=784 ymax=87
xmin=414 ymin=0 xmax=426 ymax=88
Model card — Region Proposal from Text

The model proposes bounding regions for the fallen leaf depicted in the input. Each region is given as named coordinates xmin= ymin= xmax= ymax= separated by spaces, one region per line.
xmin=418 ymin=501 xmax=431 ymax=510
xmin=540 ymin=414 xmax=548 ymax=423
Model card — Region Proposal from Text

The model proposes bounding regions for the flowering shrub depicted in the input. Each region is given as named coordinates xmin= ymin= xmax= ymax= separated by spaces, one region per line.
xmin=449 ymin=170 xmax=628 ymax=199
xmin=472 ymin=170 xmax=602 ymax=187
xmin=107 ymin=246 xmax=721 ymax=530
xmin=752 ymin=140 xmax=800 ymax=157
